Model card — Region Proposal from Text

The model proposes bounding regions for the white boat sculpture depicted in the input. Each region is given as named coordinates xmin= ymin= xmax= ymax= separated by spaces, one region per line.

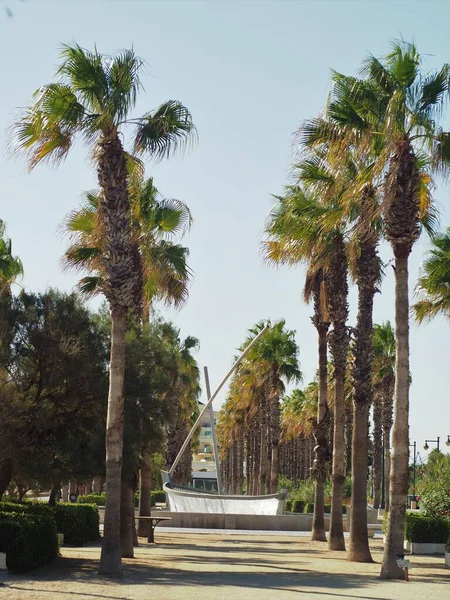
xmin=162 ymin=325 xmax=287 ymax=517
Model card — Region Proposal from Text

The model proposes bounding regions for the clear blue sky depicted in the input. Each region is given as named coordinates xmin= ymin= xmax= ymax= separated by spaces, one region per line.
xmin=1 ymin=0 xmax=449 ymax=459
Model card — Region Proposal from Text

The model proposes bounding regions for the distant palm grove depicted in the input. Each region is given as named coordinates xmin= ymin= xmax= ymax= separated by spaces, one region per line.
xmin=0 ymin=40 xmax=448 ymax=581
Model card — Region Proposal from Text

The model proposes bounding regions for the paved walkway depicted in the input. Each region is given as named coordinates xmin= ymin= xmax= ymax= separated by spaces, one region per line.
xmin=0 ymin=532 xmax=447 ymax=600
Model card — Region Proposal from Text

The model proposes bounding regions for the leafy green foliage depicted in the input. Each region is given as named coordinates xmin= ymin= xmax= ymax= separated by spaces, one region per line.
xmin=53 ymin=503 xmax=99 ymax=545
xmin=0 ymin=290 xmax=108 ymax=496
xmin=404 ymin=513 xmax=450 ymax=543
xmin=0 ymin=504 xmax=58 ymax=572
xmin=413 ymin=228 xmax=450 ymax=323
xmin=416 ymin=451 xmax=450 ymax=518
xmin=291 ymin=500 xmax=305 ymax=513
xmin=78 ymin=494 xmax=105 ymax=506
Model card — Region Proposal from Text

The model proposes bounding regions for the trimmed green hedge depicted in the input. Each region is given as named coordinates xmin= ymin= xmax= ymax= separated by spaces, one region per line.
xmin=0 ymin=509 xmax=58 ymax=572
xmin=78 ymin=490 xmax=166 ymax=508
xmin=383 ymin=511 xmax=450 ymax=543
xmin=291 ymin=500 xmax=305 ymax=513
xmin=303 ymin=503 xmax=346 ymax=514
xmin=152 ymin=490 xmax=166 ymax=503
xmin=53 ymin=503 xmax=99 ymax=545
xmin=78 ymin=493 xmax=105 ymax=506
xmin=0 ymin=500 xmax=99 ymax=548
xmin=405 ymin=513 xmax=450 ymax=544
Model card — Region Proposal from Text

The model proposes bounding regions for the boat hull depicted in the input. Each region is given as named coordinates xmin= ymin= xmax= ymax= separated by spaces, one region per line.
xmin=163 ymin=483 xmax=286 ymax=515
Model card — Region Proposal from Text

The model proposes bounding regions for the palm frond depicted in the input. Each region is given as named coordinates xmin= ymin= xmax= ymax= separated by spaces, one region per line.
xmin=107 ymin=49 xmax=144 ymax=121
xmin=133 ymin=100 xmax=197 ymax=160
xmin=57 ymin=44 xmax=108 ymax=113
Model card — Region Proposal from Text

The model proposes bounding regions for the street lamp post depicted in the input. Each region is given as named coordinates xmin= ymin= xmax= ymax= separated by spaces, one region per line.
xmin=423 ymin=437 xmax=440 ymax=451
xmin=446 ymin=435 xmax=450 ymax=447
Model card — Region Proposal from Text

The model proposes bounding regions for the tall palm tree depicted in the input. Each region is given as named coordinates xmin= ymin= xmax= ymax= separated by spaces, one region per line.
xmin=359 ymin=42 xmax=448 ymax=578
xmin=299 ymin=107 xmax=384 ymax=559
xmin=372 ymin=322 xmax=396 ymax=511
xmin=413 ymin=228 xmax=450 ymax=323
xmin=243 ymin=320 xmax=302 ymax=493
xmin=163 ymin=329 xmax=201 ymax=485
xmin=64 ymin=177 xmax=193 ymax=555
xmin=264 ymin=186 xmax=348 ymax=547
xmin=13 ymin=44 xmax=196 ymax=577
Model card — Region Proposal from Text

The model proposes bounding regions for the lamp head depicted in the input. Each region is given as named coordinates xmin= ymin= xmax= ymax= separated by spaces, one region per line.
xmin=446 ymin=435 xmax=450 ymax=447
xmin=423 ymin=442 xmax=429 ymax=451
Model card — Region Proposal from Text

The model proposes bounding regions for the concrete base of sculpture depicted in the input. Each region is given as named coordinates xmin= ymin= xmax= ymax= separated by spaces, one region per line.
xmin=152 ymin=510 xmax=349 ymax=532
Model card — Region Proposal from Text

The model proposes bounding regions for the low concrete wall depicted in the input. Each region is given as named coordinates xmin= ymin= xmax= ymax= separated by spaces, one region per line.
xmin=404 ymin=541 xmax=446 ymax=555
xmin=151 ymin=511 xmax=348 ymax=532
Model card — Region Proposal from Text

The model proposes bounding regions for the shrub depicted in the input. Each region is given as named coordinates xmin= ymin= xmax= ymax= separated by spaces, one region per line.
xmin=405 ymin=513 xmax=450 ymax=544
xmin=303 ymin=503 xmax=346 ymax=515
xmin=419 ymin=489 xmax=450 ymax=519
xmin=53 ymin=503 xmax=99 ymax=545
xmin=78 ymin=494 xmax=105 ymax=506
xmin=152 ymin=490 xmax=166 ymax=504
xmin=0 ymin=510 xmax=58 ymax=572
xmin=291 ymin=500 xmax=305 ymax=513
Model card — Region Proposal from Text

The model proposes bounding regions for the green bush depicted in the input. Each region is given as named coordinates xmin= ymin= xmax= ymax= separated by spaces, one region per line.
xmin=152 ymin=490 xmax=166 ymax=504
xmin=53 ymin=503 xmax=99 ymax=545
xmin=405 ymin=513 xmax=450 ymax=544
xmin=0 ymin=510 xmax=58 ymax=572
xmin=291 ymin=500 xmax=305 ymax=513
xmin=302 ymin=503 xmax=346 ymax=515
xmin=78 ymin=493 xmax=105 ymax=506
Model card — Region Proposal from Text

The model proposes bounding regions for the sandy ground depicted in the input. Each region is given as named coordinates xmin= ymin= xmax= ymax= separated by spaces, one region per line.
xmin=0 ymin=531 xmax=448 ymax=600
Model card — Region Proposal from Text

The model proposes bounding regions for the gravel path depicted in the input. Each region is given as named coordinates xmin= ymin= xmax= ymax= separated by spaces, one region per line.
xmin=0 ymin=531 xmax=448 ymax=600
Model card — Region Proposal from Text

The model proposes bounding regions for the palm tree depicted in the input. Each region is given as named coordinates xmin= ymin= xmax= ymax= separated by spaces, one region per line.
xmin=244 ymin=320 xmax=302 ymax=494
xmin=264 ymin=185 xmax=348 ymax=547
xmin=305 ymin=44 xmax=448 ymax=571
xmin=13 ymin=44 xmax=196 ymax=577
xmin=372 ymin=322 xmax=396 ymax=511
xmin=358 ymin=42 xmax=449 ymax=578
xmin=163 ymin=328 xmax=201 ymax=485
xmin=299 ymin=105 xmax=385 ymax=559
xmin=413 ymin=228 xmax=450 ymax=323
xmin=64 ymin=177 xmax=193 ymax=554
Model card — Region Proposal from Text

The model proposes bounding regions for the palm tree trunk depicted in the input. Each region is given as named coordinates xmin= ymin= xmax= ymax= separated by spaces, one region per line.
xmin=381 ymin=251 xmax=410 ymax=579
xmin=372 ymin=395 xmax=382 ymax=509
xmin=311 ymin=318 xmax=330 ymax=542
xmin=93 ymin=476 xmax=103 ymax=494
xmin=383 ymin=429 xmax=391 ymax=512
xmin=329 ymin=370 xmax=346 ymax=551
xmin=48 ymin=482 xmax=61 ymax=507
xmin=99 ymin=309 xmax=126 ymax=577
xmin=345 ymin=402 xmax=353 ymax=475
xmin=0 ymin=458 xmax=12 ymax=499
xmin=259 ymin=418 xmax=268 ymax=495
xmin=348 ymin=222 xmax=378 ymax=563
xmin=120 ymin=480 xmax=134 ymax=558
xmin=348 ymin=404 xmax=373 ymax=561
xmin=327 ymin=232 xmax=349 ymax=551
xmin=138 ymin=441 xmax=152 ymax=537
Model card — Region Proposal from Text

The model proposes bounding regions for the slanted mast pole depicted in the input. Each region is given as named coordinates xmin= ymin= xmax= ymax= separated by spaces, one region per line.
xmin=204 ymin=366 xmax=222 ymax=494
xmin=169 ymin=325 xmax=269 ymax=477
